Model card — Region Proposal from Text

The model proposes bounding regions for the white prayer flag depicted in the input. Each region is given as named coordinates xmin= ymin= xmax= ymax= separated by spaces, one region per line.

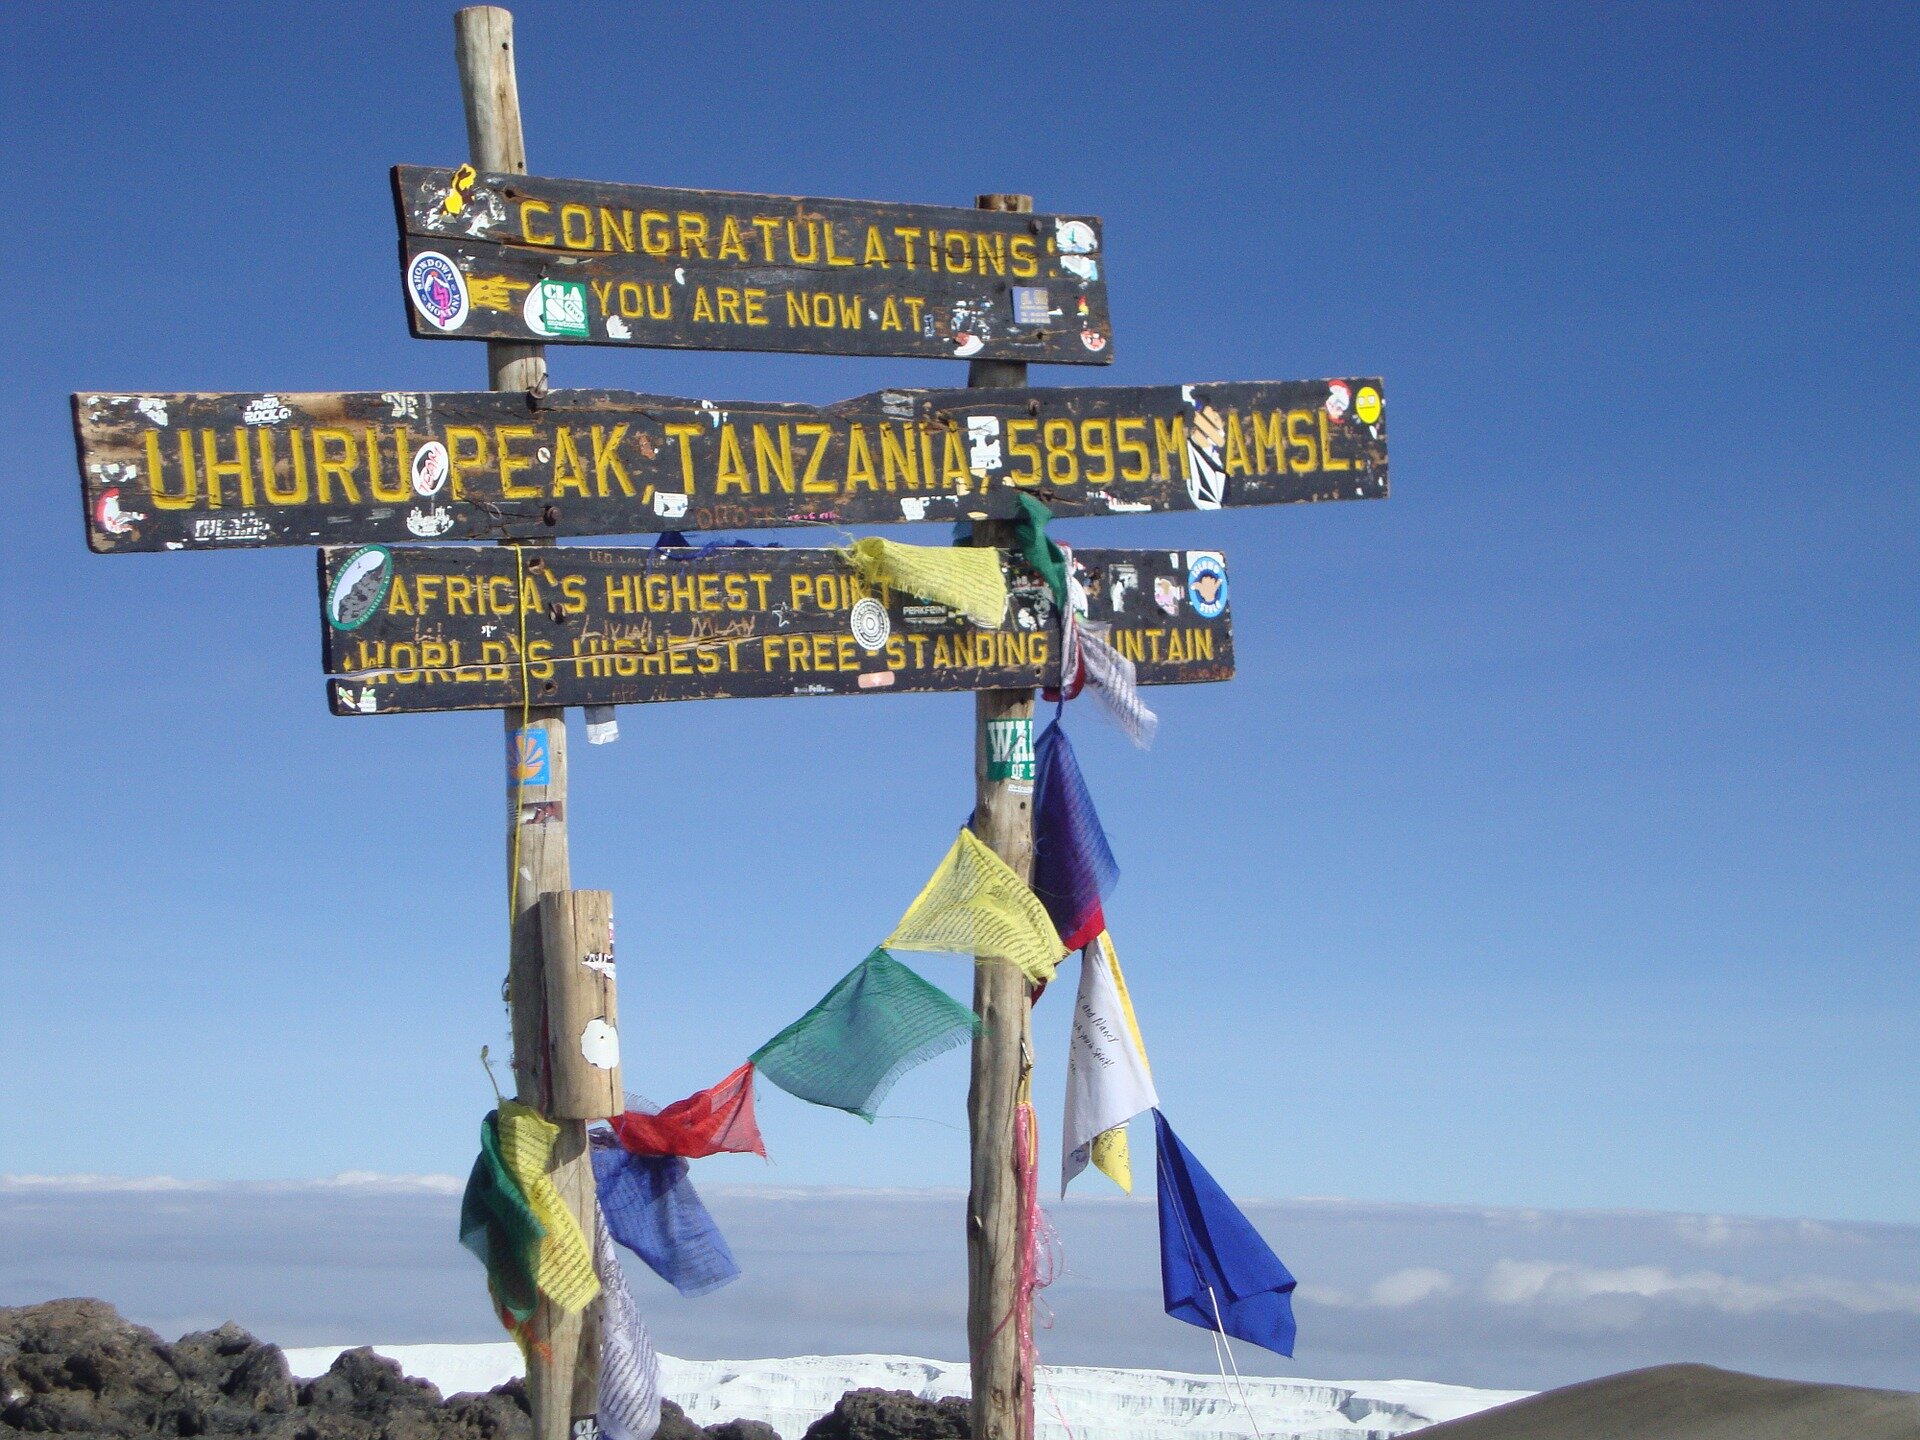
xmin=1062 ymin=937 xmax=1159 ymax=1194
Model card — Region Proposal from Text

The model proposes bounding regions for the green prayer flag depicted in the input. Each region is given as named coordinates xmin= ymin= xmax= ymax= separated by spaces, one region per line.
xmin=458 ymin=1109 xmax=546 ymax=1323
xmin=1012 ymin=493 xmax=1069 ymax=607
xmin=751 ymin=949 xmax=981 ymax=1122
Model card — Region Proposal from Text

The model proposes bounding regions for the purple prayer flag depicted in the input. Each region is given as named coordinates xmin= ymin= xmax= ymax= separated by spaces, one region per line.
xmin=1032 ymin=718 xmax=1120 ymax=951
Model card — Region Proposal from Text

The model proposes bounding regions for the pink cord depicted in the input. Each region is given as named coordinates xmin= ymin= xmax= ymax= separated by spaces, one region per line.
xmin=1012 ymin=1100 xmax=1063 ymax=1440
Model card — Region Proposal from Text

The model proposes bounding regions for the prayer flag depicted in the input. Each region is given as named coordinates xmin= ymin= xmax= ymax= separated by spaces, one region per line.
xmin=1062 ymin=936 xmax=1159 ymax=1194
xmin=458 ymin=1109 xmax=545 ymax=1324
xmin=593 ymin=1209 xmax=663 ymax=1440
xmin=495 ymin=1100 xmax=601 ymax=1314
xmin=845 ymin=537 xmax=1007 ymax=628
xmin=886 ymin=829 xmax=1065 ymax=984
xmin=608 ymin=1062 xmax=765 ymax=1159
xmin=1012 ymin=493 xmax=1069 ymax=607
xmin=1087 ymin=932 xmax=1153 ymax=1192
xmin=1079 ymin=625 xmax=1158 ymax=748
xmin=1032 ymin=721 xmax=1120 ymax=951
xmin=591 ymin=1131 xmax=741 ymax=1298
xmin=1153 ymin=1109 xmax=1297 ymax=1358
xmin=752 ymin=948 xmax=979 ymax=1121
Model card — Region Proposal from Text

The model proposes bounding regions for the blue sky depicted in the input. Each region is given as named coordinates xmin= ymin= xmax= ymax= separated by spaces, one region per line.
xmin=4 ymin=0 xmax=1916 ymax=1239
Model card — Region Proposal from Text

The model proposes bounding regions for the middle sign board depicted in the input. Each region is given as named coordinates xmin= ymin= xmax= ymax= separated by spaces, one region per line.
xmin=320 ymin=544 xmax=1233 ymax=715
xmin=74 ymin=380 xmax=1386 ymax=553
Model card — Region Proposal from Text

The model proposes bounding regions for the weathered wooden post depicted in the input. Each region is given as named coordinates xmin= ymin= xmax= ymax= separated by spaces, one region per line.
xmin=453 ymin=9 xmax=601 ymax=1438
xmin=965 ymin=191 xmax=1037 ymax=1440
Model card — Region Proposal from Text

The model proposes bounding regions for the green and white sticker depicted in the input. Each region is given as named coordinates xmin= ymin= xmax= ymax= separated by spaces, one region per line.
xmin=525 ymin=277 xmax=590 ymax=338
xmin=985 ymin=717 xmax=1035 ymax=782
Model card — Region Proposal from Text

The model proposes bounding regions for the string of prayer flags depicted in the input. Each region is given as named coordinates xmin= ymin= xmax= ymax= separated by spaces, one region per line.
xmin=591 ymin=1131 xmax=742 ymax=1298
xmin=1153 ymin=1109 xmax=1298 ymax=1359
xmin=1062 ymin=935 xmax=1159 ymax=1195
xmin=845 ymin=537 xmax=1007 ymax=628
xmin=608 ymin=1062 xmax=766 ymax=1159
xmin=495 ymin=1100 xmax=601 ymax=1314
xmin=751 ymin=948 xmax=980 ymax=1121
xmin=1087 ymin=933 xmax=1154 ymax=1192
xmin=458 ymin=1109 xmax=545 ymax=1325
xmin=886 ymin=828 xmax=1065 ymax=984
xmin=1032 ymin=720 xmax=1120 ymax=952
xmin=592 ymin=1209 xmax=664 ymax=1440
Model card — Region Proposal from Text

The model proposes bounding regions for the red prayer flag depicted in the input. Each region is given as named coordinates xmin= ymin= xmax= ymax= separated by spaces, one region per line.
xmin=609 ymin=1062 xmax=766 ymax=1159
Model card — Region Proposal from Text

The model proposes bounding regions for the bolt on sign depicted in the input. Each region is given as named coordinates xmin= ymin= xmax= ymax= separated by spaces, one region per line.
xmin=318 ymin=544 xmax=1233 ymax=716
xmin=72 ymin=380 xmax=1386 ymax=553
xmin=393 ymin=165 xmax=1114 ymax=364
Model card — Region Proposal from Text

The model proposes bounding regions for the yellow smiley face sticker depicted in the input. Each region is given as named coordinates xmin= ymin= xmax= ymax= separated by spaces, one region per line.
xmin=1355 ymin=386 xmax=1382 ymax=425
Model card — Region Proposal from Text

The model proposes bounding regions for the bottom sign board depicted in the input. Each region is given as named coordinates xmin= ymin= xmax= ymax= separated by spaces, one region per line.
xmin=320 ymin=544 xmax=1233 ymax=715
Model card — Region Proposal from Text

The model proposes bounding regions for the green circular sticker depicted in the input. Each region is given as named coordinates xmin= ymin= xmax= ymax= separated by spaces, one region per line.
xmin=327 ymin=546 xmax=393 ymax=630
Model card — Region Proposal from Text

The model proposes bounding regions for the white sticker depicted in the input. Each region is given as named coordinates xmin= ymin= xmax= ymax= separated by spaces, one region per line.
xmin=1055 ymin=219 xmax=1098 ymax=254
xmin=406 ymin=251 xmax=469 ymax=331
xmin=966 ymin=415 xmax=1004 ymax=472
xmin=411 ymin=441 xmax=449 ymax=498
xmin=850 ymin=597 xmax=891 ymax=652
xmin=653 ymin=491 xmax=689 ymax=518
xmin=579 ymin=1019 xmax=620 ymax=1070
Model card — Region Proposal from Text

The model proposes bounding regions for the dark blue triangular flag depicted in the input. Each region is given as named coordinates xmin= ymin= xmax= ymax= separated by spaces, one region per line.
xmin=1031 ymin=719 xmax=1120 ymax=951
xmin=590 ymin=1130 xmax=740 ymax=1298
xmin=1153 ymin=1109 xmax=1297 ymax=1357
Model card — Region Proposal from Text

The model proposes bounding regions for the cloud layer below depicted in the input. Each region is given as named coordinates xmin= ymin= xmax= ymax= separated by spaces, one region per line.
xmin=3 ymin=1176 xmax=1915 ymax=1393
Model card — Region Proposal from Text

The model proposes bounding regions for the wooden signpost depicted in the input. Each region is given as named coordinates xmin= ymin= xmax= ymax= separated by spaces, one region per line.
xmin=67 ymin=8 xmax=1388 ymax=1440
xmin=73 ymin=378 xmax=1386 ymax=552
xmin=318 ymin=543 xmax=1234 ymax=714
xmin=393 ymin=165 xmax=1115 ymax=363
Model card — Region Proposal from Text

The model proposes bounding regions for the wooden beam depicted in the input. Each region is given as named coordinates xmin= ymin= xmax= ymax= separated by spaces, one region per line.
xmin=455 ymin=10 xmax=600 ymax=1440
xmin=965 ymin=191 xmax=1038 ymax=1440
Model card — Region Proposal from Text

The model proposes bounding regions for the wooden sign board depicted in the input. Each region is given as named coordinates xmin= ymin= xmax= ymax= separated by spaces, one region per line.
xmin=392 ymin=165 xmax=1113 ymax=364
xmin=75 ymin=380 xmax=1385 ymax=553
xmin=319 ymin=544 xmax=1233 ymax=715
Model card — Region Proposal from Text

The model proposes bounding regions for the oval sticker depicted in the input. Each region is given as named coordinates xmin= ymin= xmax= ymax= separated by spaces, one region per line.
xmin=328 ymin=546 xmax=393 ymax=631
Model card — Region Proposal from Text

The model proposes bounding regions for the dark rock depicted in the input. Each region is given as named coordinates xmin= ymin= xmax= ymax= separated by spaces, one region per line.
xmin=653 ymin=1398 xmax=707 ymax=1440
xmin=800 ymin=1388 xmax=971 ymax=1440
xmin=706 ymin=1421 xmax=781 ymax=1440
xmin=298 ymin=1347 xmax=442 ymax=1410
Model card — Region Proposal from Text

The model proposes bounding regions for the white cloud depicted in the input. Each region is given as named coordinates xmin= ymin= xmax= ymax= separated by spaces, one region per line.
xmin=1366 ymin=1267 xmax=1459 ymax=1308
xmin=1482 ymin=1258 xmax=1920 ymax=1318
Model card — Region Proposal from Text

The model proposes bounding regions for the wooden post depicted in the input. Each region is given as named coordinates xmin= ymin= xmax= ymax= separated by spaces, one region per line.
xmin=455 ymin=10 xmax=601 ymax=1439
xmin=540 ymin=890 xmax=622 ymax=1121
xmin=965 ymin=192 xmax=1037 ymax=1440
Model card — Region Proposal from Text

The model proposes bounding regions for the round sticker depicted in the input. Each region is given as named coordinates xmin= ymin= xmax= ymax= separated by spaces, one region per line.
xmin=1324 ymin=381 xmax=1351 ymax=421
xmin=1355 ymin=385 xmax=1382 ymax=425
xmin=1186 ymin=551 xmax=1229 ymax=620
xmin=406 ymin=251 xmax=468 ymax=331
xmin=328 ymin=546 xmax=393 ymax=630
xmin=410 ymin=440 xmax=449 ymax=498
xmin=1055 ymin=219 xmax=1098 ymax=254
xmin=850 ymin=597 xmax=891 ymax=652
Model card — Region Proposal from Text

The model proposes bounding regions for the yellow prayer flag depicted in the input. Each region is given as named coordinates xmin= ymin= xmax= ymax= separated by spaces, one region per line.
xmin=1090 ymin=1125 xmax=1133 ymax=1193
xmin=845 ymin=538 xmax=1007 ymax=629
xmin=495 ymin=1100 xmax=601 ymax=1314
xmin=1086 ymin=933 xmax=1154 ymax=1194
xmin=886 ymin=829 xmax=1064 ymax=984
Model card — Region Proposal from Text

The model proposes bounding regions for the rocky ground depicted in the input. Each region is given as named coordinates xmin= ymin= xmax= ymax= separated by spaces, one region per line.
xmin=0 ymin=1301 xmax=970 ymax=1440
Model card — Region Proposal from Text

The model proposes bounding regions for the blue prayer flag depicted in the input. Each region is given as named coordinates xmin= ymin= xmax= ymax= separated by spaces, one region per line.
xmin=590 ymin=1131 xmax=740 ymax=1298
xmin=1032 ymin=719 xmax=1120 ymax=951
xmin=1153 ymin=1109 xmax=1297 ymax=1358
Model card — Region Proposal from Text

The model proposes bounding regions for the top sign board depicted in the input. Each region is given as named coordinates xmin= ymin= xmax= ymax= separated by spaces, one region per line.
xmin=392 ymin=165 xmax=1113 ymax=364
